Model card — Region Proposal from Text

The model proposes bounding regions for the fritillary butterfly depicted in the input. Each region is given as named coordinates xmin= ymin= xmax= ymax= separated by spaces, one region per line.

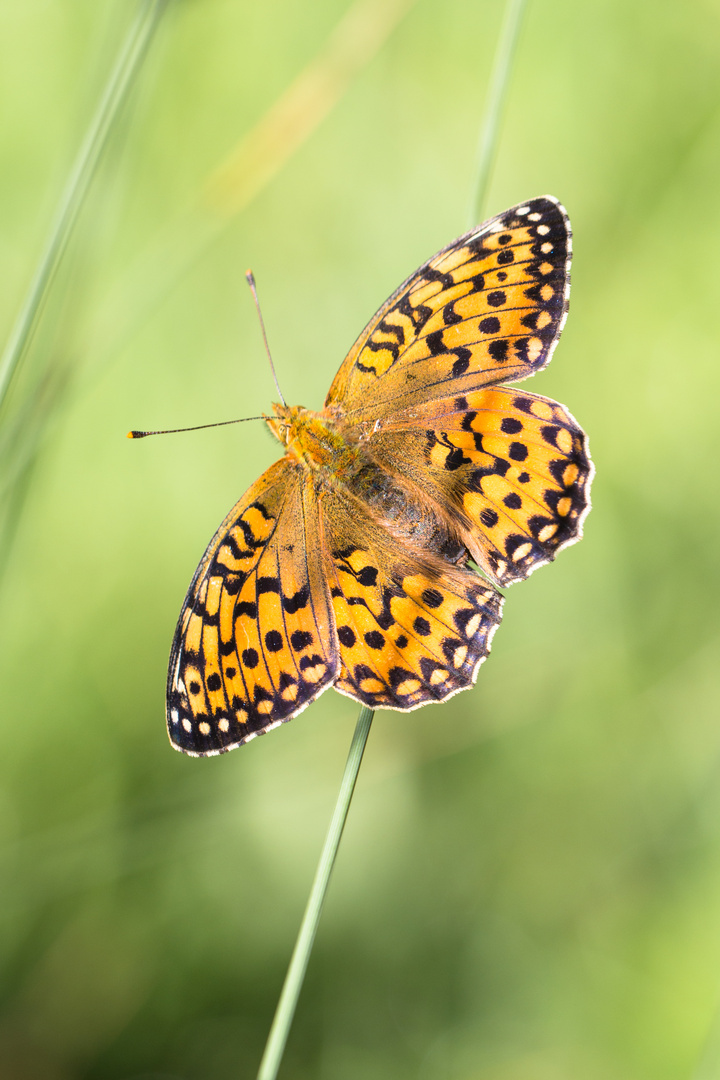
xmin=167 ymin=196 xmax=592 ymax=756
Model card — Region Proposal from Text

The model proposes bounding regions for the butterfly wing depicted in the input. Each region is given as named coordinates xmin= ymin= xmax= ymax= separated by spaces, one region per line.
xmin=325 ymin=196 xmax=570 ymax=422
xmin=318 ymin=485 xmax=503 ymax=711
xmin=167 ymin=459 xmax=339 ymax=755
xmin=357 ymin=386 xmax=592 ymax=587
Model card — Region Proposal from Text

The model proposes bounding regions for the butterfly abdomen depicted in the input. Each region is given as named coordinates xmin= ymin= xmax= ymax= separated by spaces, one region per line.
xmin=342 ymin=460 xmax=467 ymax=569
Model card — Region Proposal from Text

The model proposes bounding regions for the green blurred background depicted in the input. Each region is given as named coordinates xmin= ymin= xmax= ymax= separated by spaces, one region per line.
xmin=2 ymin=1 xmax=720 ymax=1077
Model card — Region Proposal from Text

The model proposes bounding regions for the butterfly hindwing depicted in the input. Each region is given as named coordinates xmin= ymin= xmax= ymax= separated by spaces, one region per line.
xmin=358 ymin=386 xmax=592 ymax=586
xmin=318 ymin=487 xmax=504 ymax=710
xmin=325 ymin=196 xmax=570 ymax=421
xmin=167 ymin=460 xmax=339 ymax=755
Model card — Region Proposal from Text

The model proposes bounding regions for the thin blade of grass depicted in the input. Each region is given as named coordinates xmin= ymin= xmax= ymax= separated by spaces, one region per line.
xmin=256 ymin=706 xmax=374 ymax=1080
xmin=0 ymin=0 xmax=168 ymax=412
xmin=467 ymin=0 xmax=529 ymax=226
xmin=692 ymin=990 xmax=720 ymax=1080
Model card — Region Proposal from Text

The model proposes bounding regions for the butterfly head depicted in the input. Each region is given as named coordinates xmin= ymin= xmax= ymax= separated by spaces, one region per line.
xmin=267 ymin=402 xmax=359 ymax=476
xmin=266 ymin=402 xmax=298 ymax=446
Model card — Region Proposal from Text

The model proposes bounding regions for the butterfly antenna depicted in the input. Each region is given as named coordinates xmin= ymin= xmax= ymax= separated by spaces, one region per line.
xmin=128 ymin=416 xmax=265 ymax=439
xmin=246 ymin=270 xmax=286 ymax=406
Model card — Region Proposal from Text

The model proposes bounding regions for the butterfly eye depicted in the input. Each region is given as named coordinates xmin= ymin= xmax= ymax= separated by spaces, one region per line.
xmin=266 ymin=417 xmax=291 ymax=446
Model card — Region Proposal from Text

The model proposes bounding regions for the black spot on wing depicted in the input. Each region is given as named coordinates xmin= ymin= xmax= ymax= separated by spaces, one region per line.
xmin=290 ymin=630 xmax=314 ymax=651
xmin=337 ymin=625 xmax=356 ymax=647
xmin=500 ymin=417 xmax=522 ymax=434
xmin=283 ymin=586 xmax=309 ymax=613
xmin=236 ymin=601 xmax=258 ymax=619
xmin=451 ymin=349 xmax=471 ymax=377
xmin=257 ymin=577 xmax=280 ymax=594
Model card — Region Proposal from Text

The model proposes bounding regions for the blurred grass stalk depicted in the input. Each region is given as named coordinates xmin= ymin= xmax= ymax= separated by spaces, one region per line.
xmin=255 ymin=3 xmax=530 ymax=1077
xmin=257 ymin=707 xmax=374 ymax=1080
xmin=0 ymin=0 xmax=169 ymax=582
xmin=468 ymin=0 xmax=528 ymax=226
xmin=0 ymin=0 xmax=168 ymax=412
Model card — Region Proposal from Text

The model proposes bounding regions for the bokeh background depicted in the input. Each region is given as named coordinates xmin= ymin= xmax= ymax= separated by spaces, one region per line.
xmin=2 ymin=1 xmax=720 ymax=1077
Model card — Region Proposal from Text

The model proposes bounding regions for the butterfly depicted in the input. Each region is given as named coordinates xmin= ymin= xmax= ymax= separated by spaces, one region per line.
xmin=167 ymin=196 xmax=592 ymax=756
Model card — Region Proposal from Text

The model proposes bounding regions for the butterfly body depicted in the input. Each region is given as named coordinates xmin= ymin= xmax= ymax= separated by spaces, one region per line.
xmin=167 ymin=197 xmax=593 ymax=756
xmin=268 ymin=402 xmax=463 ymax=563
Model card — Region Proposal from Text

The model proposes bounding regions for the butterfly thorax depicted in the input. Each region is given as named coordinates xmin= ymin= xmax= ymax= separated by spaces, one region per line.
xmin=267 ymin=403 xmax=362 ymax=479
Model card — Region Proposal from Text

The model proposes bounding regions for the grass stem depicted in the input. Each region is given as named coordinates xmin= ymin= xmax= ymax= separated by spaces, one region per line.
xmin=467 ymin=0 xmax=529 ymax=226
xmin=0 ymin=0 xmax=168 ymax=411
xmin=256 ymin=706 xmax=374 ymax=1080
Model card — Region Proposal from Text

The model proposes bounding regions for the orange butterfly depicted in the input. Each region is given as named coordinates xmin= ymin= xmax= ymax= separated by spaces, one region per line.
xmin=167 ymin=196 xmax=592 ymax=755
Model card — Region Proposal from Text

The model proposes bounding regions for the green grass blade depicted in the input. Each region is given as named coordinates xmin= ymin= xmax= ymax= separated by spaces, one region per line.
xmin=256 ymin=706 xmax=374 ymax=1080
xmin=467 ymin=0 xmax=529 ymax=226
xmin=0 ymin=0 xmax=168 ymax=411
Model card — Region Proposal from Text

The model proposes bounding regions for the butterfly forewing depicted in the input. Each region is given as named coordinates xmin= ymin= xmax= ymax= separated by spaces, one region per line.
xmin=167 ymin=460 xmax=339 ymax=755
xmin=326 ymin=197 xmax=570 ymax=421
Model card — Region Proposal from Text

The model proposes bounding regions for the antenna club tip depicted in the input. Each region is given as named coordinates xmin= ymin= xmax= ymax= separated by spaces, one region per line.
xmin=128 ymin=430 xmax=144 ymax=439
xmin=245 ymin=270 xmax=256 ymax=287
